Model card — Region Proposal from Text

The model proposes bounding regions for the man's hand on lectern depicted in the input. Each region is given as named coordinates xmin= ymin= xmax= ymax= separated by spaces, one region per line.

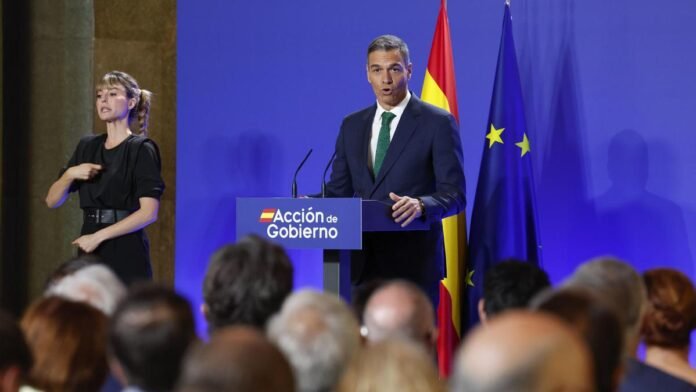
xmin=390 ymin=192 xmax=423 ymax=227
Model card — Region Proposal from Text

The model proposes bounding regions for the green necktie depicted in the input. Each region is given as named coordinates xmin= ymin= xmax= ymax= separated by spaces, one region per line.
xmin=374 ymin=111 xmax=396 ymax=175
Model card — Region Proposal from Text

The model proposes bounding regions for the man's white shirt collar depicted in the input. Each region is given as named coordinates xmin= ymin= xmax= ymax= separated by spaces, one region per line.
xmin=375 ymin=90 xmax=411 ymax=120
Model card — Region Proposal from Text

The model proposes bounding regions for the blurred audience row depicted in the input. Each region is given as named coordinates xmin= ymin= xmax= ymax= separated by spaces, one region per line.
xmin=1 ymin=235 xmax=695 ymax=392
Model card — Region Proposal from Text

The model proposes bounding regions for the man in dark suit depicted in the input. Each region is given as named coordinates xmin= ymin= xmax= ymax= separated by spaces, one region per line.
xmin=325 ymin=35 xmax=466 ymax=304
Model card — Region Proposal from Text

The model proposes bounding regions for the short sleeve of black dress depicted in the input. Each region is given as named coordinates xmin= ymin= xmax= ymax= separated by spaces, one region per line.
xmin=133 ymin=138 xmax=165 ymax=201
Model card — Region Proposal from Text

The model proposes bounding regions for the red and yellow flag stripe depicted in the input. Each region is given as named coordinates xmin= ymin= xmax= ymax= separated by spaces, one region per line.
xmin=421 ymin=0 xmax=467 ymax=378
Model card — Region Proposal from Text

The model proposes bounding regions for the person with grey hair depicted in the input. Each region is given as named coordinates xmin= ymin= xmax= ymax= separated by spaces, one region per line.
xmin=362 ymin=280 xmax=437 ymax=355
xmin=267 ymin=290 xmax=360 ymax=392
xmin=561 ymin=256 xmax=669 ymax=391
xmin=451 ymin=311 xmax=594 ymax=392
xmin=562 ymin=256 xmax=646 ymax=359
xmin=323 ymin=34 xmax=466 ymax=305
xmin=45 ymin=263 xmax=126 ymax=315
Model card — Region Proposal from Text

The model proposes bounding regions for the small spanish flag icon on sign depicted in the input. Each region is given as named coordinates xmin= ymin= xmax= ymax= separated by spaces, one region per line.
xmin=259 ymin=208 xmax=276 ymax=223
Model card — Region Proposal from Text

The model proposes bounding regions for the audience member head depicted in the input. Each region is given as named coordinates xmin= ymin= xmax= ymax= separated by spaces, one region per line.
xmin=0 ymin=310 xmax=32 ymax=392
xmin=337 ymin=340 xmax=444 ymax=392
xmin=563 ymin=256 xmax=646 ymax=357
xmin=46 ymin=263 xmax=126 ymax=315
xmin=42 ymin=254 xmax=99 ymax=292
xmin=21 ymin=296 xmax=108 ymax=392
xmin=362 ymin=280 xmax=437 ymax=353
xmin=109 ymin=284 xmax=197 ymax=392
xmin=479 ymin=260 xmax=551 ymax=323
xmin=641 ymin=268 xmax=696 ymax=350
xmin=351 ymin=279 xmax=384 ymax=324
xmin=452 ymin=311 xmax=593 ymax=392
xmin=177 ymin=326 xmax=295 ymax=392
xmin=267 ymin=290 xmax=360 ymax=392
xmin=202 ymin=235 xmax=293 ymax=332
xmin=531 ymin=287 xmax=624 ymax=392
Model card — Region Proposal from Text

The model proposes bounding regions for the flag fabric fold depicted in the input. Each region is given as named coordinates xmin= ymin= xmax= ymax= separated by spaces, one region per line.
xmin=465 ymin=3 xmax=542 ymax=331
xmin=420 ymin=0 xmax=466 ymax=378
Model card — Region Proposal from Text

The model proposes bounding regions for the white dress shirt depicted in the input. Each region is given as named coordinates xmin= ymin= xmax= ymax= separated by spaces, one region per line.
xmin=369 ymin=91 xmax=412 ymax=170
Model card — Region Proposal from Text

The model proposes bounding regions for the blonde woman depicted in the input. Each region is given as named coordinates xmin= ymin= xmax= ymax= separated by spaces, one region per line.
xmin=45 ymin=71 xmax=164 ymax=285
xmin=337 ymin=340 xmax=445 ymax=392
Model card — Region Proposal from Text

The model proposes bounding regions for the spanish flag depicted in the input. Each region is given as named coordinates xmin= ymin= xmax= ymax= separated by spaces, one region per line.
xmin=420 ymin=0 xmax=466 ymax=378
xmin=259 ymin=208 xmax=276 ymax=223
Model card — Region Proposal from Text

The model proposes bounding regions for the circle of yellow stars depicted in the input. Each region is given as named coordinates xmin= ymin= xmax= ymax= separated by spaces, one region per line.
xmin=485 ymin=123 xmax=530 ymax=157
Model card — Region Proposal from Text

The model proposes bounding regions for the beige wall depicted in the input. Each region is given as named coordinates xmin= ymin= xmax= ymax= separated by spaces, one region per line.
xmin=0 ymin=1 xmax=4 ymax=287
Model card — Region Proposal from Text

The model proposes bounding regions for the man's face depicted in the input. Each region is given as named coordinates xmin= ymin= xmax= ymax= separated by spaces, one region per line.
xmin=366 ymin=49 xmax=412 ymax=110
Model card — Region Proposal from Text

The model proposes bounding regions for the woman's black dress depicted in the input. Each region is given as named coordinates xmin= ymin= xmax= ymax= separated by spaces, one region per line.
xmin=64 ymin=133 xmax=165 ymax=285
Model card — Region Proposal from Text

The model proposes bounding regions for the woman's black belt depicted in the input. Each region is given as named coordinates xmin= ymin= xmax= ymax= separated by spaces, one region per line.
xmin=83 ymin=208 xmax=132 ymax=224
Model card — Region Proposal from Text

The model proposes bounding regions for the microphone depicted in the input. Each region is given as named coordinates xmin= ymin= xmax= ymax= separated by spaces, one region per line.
xmin=292 ymin=149 xmax=313 ymax=198
xmin=321 ymin=151 xmax=337 ymax=198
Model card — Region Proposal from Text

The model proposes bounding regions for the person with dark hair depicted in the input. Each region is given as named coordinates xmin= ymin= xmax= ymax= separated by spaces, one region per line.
xmin=478 ymin=259 xmax=550 ymax=323
xmin=324 ymin=34 xmax=466 ymax=304
xmin=176 ymin=326 xmax=295 ymax=392
xmin=531 ymin=287 xmax=625 ymax=392
xmin=0 ymin=310 xmax=32 ymax=392
xmin=21 ymin=296 xmax=109 ymax=392
xmin=109 ymin=284 xmax=198 ymax=392
xmin=45 ymin=70 xmax=164 ymax=285
xmin=202 ymin=235 xmax=293 ymax=332
xmin=619 ymin=268 xmax=696 ymax=391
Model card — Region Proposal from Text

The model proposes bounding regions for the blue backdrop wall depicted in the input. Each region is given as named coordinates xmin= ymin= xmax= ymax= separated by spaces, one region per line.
xmin=177 ymin=0 xmax=696 ymax=352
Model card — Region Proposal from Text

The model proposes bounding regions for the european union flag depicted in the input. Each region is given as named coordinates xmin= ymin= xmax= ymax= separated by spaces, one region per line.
xmin=465 ymin=3 xmax=542 ymax=329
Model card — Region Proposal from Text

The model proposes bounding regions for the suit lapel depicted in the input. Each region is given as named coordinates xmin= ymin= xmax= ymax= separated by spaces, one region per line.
xmin=370 ymin=96 xmax=421 ymax=197
xmin=360 ymin=105 xmax=377 ymax=186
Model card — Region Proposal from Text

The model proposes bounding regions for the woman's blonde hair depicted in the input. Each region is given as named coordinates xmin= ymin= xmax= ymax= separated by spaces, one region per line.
xmin=97 ymin=70 xmax=152 ymax=135
xmin=337 ymin=340 xmax=445 ymax=392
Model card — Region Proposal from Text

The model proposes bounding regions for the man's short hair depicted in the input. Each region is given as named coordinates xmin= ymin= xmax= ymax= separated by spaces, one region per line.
xmin=483 ymin=260 xmax=551 ymax=316
xmin=563 ymin=256 xmax=646 ymax=357
xmin=0 ymin=310 xmax=32 ymax=374
xmin=42 ymin=254 xmax=99 ymax=292
xmin=109 ymin=284 xmax=197 ymax=392
xmin=452 ymin=311 xmax=593 ymax=392
xmin=203 ymin=235 xmax=293 ymax=331
xmin=46 ymin=264 xmax=126 ymax=315
xmin=178 ymin=327 xmax=295 ymax=392
xmin=367 ymin=35 xmax=410 ymax=64
xmin=531 ymin=288 xmax=624 ymax=392
xmin=267 ymin=290 xmax=360 ymax=392
xmin=362 ymin=280 xmax=435 ymax=349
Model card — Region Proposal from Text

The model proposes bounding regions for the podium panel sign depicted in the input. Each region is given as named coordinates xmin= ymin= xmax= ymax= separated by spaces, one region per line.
xmin=236 ymin=198 xmax=362 ymax=249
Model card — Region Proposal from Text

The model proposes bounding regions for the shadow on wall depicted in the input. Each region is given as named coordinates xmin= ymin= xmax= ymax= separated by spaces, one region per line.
xmin=527 ymin=0 xmax=599 ymax=280
xmin=591 ymin=129 xmax=693 ymax=274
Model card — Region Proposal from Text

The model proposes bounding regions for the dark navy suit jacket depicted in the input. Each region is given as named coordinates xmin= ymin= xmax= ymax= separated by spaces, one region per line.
xmin=326 ymin=95 xmax=466 ymax=300
xmin=620 ymin=359 xmax=696 ymax=392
